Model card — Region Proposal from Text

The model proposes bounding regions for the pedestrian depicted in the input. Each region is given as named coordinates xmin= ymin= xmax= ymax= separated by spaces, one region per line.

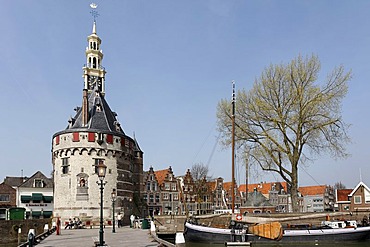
xmin=65 ymin=218 xmax=73 ymax=229
xmin=117 ymin=212 xmax=123 ymax=228
xmin=130 ymin=214 xmax=135 ymax=228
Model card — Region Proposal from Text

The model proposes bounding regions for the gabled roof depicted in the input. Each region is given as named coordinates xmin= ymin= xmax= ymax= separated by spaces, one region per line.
xmin=336 ymin=189 xmax=353 ymax=202
xmin=223 ymin=182 xmax=232 ymax=191
xmin=298 ymin=185 xmax=327 ymax=196
xmin=154 ymin=168 xmax=170 ymax=186
xmin=348 ymin=181 xmax=370 ymax=197
xmin=3 ymin=176 xmax=28 ymax=187
xmin=19 ymin=171 xmax=53 ymax=188
xmin=243 ymin=190 xmax=273 ymax=207
xmin=0 ymin=182 xmax=16 ymax=191
xmin=223 ymin=181 xmax=240 ymax=192
xmin=206 ymin=181 xmax=217 ymax=191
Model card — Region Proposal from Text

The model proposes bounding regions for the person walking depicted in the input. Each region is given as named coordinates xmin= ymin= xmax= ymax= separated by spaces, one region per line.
xmin=117 ymin=212 xmax=123 ymax=228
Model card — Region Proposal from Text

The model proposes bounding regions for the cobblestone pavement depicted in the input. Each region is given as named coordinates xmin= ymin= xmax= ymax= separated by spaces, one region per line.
xmin=36 ymin=226 xmax=159 ymax=247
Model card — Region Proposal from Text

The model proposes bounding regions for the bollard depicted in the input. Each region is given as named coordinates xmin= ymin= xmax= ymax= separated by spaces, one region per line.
xmin=44 ymin=223 xmax=49 ymax=232
xmin=17 ymin=227 xmax=21 ymax=246
xmin=150 ymin=221 xmax=156 ymax=232
xmin=28 ymin=229 xmax=36 ymax=247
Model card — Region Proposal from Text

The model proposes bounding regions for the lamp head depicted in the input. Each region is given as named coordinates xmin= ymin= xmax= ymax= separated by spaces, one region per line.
xmin=111 ymin=189 xmax=117 ymax=201
xmin=97 ymin=160 xmax=107 ymax=181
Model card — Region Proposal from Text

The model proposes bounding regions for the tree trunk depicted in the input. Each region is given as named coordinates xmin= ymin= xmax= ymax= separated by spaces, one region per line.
xmin=290 ymin=165 xmax=299 ymax=212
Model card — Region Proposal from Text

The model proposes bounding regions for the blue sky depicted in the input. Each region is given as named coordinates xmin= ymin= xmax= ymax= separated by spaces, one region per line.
xmin=1 ymin=1 xmax=370 ymax=188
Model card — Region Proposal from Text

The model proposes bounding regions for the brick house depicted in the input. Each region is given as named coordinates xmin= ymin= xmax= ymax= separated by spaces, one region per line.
xmin=208 ymin=177 xmax=226 ymax=210
xmin=143 ymin=167 xmax=162 ymax=217
xmin=239 ymin=182 xmax=289 ymax=211
xmin=0 ymin=183 xmax=17 ymax=219
xmin=178 ymin=169 xmax=197 ymax=215
xmin=348 ymin=181 xmax=370 ymax=212
xmin=195 ymin=176 xmax=213 ymax=215
xmin=335 ymin=189 xmax=353 ymax=212
xmin=155 ymin=166 xmax=180 ymax=215
xmin=223 ymin=181 xmax=242 ymax=209
xmin=239 ymin=182 xmax=288 ymax=200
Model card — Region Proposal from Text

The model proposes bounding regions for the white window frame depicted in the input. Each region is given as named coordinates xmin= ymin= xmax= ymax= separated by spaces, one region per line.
xmin=354 ymin=195 xmax=362 ymax=204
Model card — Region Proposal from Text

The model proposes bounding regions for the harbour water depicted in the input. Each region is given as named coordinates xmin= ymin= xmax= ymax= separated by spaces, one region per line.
xmin=185 ymin=243 xmax=370 ymax=247
xmin=185 ymin=242 xmax=370 ymax=247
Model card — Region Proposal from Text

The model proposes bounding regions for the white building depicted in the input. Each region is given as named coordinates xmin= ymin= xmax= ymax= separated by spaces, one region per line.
xmin=17 ymin=171 xmax=53 ymax=219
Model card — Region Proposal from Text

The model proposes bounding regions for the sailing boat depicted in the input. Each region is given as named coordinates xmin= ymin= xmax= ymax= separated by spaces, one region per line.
xmin=183 ymin=82 xmax=370 ymax=244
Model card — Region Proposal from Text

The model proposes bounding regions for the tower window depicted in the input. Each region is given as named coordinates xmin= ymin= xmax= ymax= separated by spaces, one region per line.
xmin=93 ymin=159 xmax=104 ymax=174
xmin=93 ymin=57 xmax=97 ymax=68
xmin=62 ymin=158 xmax=70 ymax=174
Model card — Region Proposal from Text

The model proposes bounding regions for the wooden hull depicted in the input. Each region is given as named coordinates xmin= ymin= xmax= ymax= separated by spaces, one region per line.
xmin=184 ymin=222 xmax=370 ymax=245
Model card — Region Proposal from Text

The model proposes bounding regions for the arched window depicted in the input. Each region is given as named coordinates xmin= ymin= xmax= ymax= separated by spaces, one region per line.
xmin=93 ymin=57 xmax=97 ymax=68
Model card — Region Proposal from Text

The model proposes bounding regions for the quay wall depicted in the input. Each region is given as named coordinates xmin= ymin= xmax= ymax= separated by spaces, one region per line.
xmin=0 ymin=218 xmax=52 ymax=244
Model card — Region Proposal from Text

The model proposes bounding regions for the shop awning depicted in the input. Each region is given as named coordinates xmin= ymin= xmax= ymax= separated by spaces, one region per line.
xmin=43 ymin=211 xmax=53 ymax=218
xmin=21 ymin=195 xmax=32 ymax=203
xmin=43 ymin=196 xmax=53 ymax=203
xmin=31 ymin=211 xmax=41 ymax=217
xmin=32 ymin=193 xmax=43 ymax=202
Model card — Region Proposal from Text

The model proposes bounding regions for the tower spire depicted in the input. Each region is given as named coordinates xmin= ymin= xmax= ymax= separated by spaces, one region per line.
xmin=83 ymin=3 xmax=106 ymax=96
xmin=92 ymin=21 xmax=97 ymax=34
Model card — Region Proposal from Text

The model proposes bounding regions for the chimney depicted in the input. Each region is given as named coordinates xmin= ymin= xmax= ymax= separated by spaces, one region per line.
xmin=82 ymin=89 xmax=89 ymax=126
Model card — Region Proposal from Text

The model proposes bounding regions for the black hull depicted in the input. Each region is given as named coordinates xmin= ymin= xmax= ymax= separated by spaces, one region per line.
xmin=184 ymin=222 xmax=370 ymax=245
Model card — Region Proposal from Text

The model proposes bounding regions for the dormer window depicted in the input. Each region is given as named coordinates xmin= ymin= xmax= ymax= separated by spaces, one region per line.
xmin=34 ymin=179 xmax=43 ymax=188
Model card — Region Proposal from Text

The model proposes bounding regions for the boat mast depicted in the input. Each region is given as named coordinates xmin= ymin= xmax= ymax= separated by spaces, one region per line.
xmin=231 ymin=81 xmax=236 ymax=214
xmin=245 ymin=150 xmax=249 ymax=203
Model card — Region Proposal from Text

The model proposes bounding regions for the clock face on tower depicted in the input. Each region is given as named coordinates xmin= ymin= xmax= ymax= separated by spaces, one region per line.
xmin=88 ymin=75 xmax=102 ymax=91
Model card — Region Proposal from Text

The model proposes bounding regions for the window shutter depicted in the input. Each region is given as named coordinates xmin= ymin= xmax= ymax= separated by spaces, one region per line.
xmin=88 ymin=132 xmax=95 ymax=142
xmin=106 ymin=134 xmax=113 ymax=144
xmin=73 ymin=132 xmax=80 ymax=142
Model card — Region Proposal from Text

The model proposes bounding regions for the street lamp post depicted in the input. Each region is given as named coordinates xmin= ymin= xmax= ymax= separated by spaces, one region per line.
xmin=97 ymin=161 xmax=107 ymax=246
xmin=111 ymin=189 xmax=116 ymax=233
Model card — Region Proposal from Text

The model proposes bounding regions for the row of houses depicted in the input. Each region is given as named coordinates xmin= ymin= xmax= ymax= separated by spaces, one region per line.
xmin=142 ymin=166 xmax=370 ymax=216
xmin=1 ymin=166 xmax=369 ymax=219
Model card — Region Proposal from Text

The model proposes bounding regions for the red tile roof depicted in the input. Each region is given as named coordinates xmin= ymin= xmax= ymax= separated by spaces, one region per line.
xmin=336 ymin=189 xmax=352 ymax=202
xmin=207 ymin=181 xmax=216 ymax=191
xmin=298 ymin=185 xmax=327 ymax=196
xmin=223 ymin=182 xmax=232 ymax=191
xmin=239 ymin=182 xmax=288 ymax=195
xmin=154 ymin=168 xmax=169 ymax=186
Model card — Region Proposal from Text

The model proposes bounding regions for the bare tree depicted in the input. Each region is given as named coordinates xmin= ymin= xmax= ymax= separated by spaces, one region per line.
xmin=334 ymin=181 xmax=346 ymax=190
xmin=217 ymin=54 xmax=351 ymax=212
xmin=191 ymin=162 xmax=210 ymax=214
xmin=191 ymin=162 xmax=209 ymax=182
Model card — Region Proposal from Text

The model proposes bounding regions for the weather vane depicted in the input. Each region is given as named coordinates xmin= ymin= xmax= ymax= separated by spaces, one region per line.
xmin=90 ymin=3 xmax=99 ymax=22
